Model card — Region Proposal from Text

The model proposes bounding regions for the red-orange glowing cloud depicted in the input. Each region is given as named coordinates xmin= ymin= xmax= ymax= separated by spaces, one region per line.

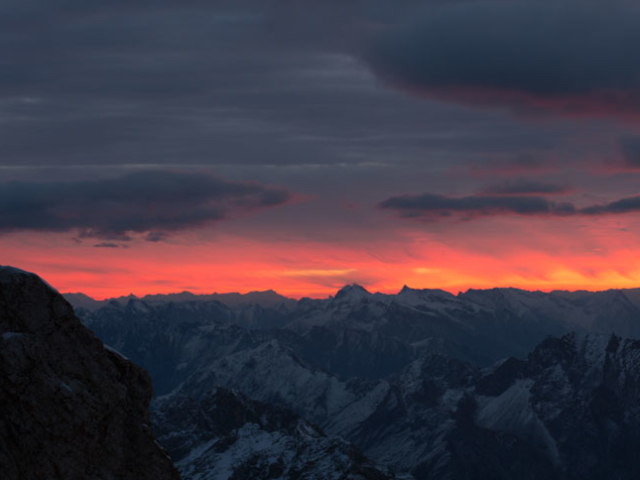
xmin=3 ymin=212 xmax=640 ymax=300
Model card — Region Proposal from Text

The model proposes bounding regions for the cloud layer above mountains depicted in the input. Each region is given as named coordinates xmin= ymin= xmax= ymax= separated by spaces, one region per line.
xmin=0 ymin=171 xmax=291 ymax=240
xmin=2 ymin=1 xmax=640 ymax=296
xmin=368 ymin=3 xmax=640 ymax=118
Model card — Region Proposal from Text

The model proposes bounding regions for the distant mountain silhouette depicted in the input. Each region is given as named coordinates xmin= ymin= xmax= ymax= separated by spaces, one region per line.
xmin=64 ymin=289 xmax=297 ymax=311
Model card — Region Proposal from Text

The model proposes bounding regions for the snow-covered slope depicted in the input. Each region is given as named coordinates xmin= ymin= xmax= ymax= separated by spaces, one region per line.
xmin=160 ymin=329 xmax=640 ymax=479
xmin=80 ymin=298 xmax=263 ymax=394
xmin=173 ymin=340 xmax=392 ymax=438
xmin=152 ymin=387 xmax=398 ymax=480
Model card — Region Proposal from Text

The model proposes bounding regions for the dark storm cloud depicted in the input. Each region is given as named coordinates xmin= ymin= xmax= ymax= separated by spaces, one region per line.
xmin=0 ymin=0 xmax=630 ymax=233
xmin=581 ymin=196 xmax=640 ymax=215
xmin=379 ymin=192 xmax=640 ymax=221
xmin=487 ymin=152 xmax=556 ymax=173
xmin=480 ymin=179 xmax=571 ymax=196
xmin=93 ymin=242 xmax=126 ymax=249
xmin=368 ymin=3 xmax=640 ymax=117
xmin=379 ymin=193 xmax=577 ymax=219
xmin=0 ymin=0 xmax=305 ymax=166
xmin=144 ymin=232 xmax=171 ymax=243
xmin=0 ymin=171 xmax=291 ymax=239
xmin=0 ymin=0 xmax=578 ymax=172
xmin=464 ymin=152 xmax=560 ymax=177
xmin=620 ymin=136 xmax=640 ymax=167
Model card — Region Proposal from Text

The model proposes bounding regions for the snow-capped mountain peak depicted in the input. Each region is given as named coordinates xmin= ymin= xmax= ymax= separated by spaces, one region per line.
xmin=334 ymin=284 xmax=372 ymax=302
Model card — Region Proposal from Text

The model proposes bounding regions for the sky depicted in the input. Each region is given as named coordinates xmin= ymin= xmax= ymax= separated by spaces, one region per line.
xmin=3 ymin=0 xmax=640 ymax=298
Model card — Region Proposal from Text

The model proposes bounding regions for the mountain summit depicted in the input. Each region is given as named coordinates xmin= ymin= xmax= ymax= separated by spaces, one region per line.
xmin=334 ymin=284 xmax=371 ymax=302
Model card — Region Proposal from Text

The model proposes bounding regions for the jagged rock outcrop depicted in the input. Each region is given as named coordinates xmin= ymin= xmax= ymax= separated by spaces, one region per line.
xmin=0 ymin=266 xmax=180 ymax=480
xmin=153 ymin=387 xmax=396 ymax=480
xmin=154 ymin=388 xmax=395 ymax=480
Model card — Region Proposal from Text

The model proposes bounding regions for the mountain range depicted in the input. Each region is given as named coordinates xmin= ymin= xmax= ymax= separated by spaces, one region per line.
xmin=64 ymin=289 xmax=296 ymax=312
xmin=4 ymin=268 xmax=640 ymax=479
xmin=71 ymin=282 xmax=640 ymax=479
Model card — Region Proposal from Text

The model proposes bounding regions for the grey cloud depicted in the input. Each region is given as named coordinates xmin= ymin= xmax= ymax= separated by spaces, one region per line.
xmin=379 ymin=193 xmax=577 ymax=219
xmin=466 ymin=152 xmax=560 ymax=176
xmin=0 ymin=0 xmax=627 ymax=231
xmin=0 ymin=0 xmax=613 ymax=229
xmin=93 ymin=242 xmax=127 ymax=249
xmin=620 ymin=136 xmax=640 ymax=167
xmin=581 ymin=196 xmax=640 ymax=215
xmin=368 ymin=3 xmax=640 ymax=116
xmin=0 ymin=0 xmax=576 ymax=172
xmin=144 ymin=232 xmax=171 ymax=243
xmin=491 ymin=152 xmax=555 ymax=172
xmin=0 ymin=170 xmax=291 ymax=239
xmin=480 ymin=179 xmax=571 ymax=196
xmin=380 ymin=191 xmax=640 ymax=220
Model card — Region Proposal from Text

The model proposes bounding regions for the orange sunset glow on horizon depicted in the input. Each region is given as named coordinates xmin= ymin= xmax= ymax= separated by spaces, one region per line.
xmin=2 ymin=2 xmax=640 ymax=303
xmin=4 ymin=210 xmax=640 ymax=300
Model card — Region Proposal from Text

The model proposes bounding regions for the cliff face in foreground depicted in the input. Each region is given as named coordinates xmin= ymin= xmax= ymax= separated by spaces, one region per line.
xmin=0 ymin=266 xmax=180 ymax=480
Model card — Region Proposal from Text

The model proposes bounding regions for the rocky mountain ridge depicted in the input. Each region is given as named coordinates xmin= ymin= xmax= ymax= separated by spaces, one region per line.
xmin=0 ymin=266 xmax=180 ymax=480
xmin=79 ymin=282 xmax=640 ymax=395
xmin=153 ymin=387 xmax=398 ymax=480
xmin=166 ymin=331 xmax=640 ymax=479
xmin=67 ymin=278 xmax=640 ymax=479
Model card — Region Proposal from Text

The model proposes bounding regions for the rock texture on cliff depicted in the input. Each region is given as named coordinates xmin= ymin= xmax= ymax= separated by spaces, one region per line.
xmin=0 ymin=266 xmax=180 ymax=480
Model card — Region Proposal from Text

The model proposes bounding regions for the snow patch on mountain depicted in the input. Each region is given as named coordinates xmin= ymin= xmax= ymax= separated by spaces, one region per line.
xmin=476 ymin=379 xmax=560 ymax=463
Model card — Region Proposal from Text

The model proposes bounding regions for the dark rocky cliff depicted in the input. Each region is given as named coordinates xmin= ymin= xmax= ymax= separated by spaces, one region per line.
xmin=0 ymin=266 xmax=180 ymax=480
